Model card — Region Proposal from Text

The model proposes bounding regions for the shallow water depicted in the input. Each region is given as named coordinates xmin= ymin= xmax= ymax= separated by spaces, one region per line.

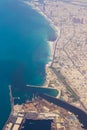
xmin=0 ymin=0 xmax=56 ymax=128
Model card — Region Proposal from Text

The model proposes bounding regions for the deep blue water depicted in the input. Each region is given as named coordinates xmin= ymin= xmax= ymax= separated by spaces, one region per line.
xmin=22 ymin=119 xmax=52 ymax=130
xmin=0 ymin=0 xmax=56 ymax=129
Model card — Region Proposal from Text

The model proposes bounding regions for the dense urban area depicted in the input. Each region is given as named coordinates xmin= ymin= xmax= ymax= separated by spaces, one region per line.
xmin=25 ymin=0 xmax=87 ymax=129
xmin=25 ymin=0 xmax=87 ymax=111
xmin=3 ymin=0 xmax=87 ymax=130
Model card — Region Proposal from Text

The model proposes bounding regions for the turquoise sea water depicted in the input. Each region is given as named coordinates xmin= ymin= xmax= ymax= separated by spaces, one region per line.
xmin=0 ymin=0 xmax=56 ymax=129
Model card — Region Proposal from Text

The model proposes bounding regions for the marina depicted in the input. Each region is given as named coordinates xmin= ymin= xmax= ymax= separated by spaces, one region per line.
xmin=3 ymin=85 xmax=86 ymax=130
xmin=1 ymin=0 xmax=87 ymax=129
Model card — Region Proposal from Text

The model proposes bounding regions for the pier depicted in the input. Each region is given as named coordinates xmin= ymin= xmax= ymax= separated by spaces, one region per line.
xmin=9 ymin=85 xmax=14 ymax=111
xmin=3 ymin=86 xmax=83 ymax=130
xmin=25 ymin=84 xmax=58 ymax=97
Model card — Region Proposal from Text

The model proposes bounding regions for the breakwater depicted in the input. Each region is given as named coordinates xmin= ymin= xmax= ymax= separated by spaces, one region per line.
xmin=0 ymin=0 xmax=56 ymax=128
xmin=13 ymin=85 xmax=58 ymax=104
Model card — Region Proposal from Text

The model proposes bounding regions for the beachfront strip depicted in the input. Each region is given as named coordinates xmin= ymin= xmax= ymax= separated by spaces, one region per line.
xmin=24 ymin=0 xmax=87 ymax=111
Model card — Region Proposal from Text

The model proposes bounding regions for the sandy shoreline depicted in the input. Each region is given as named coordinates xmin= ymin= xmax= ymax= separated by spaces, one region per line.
xmin=23 ymin=1 xmax=60 ymax=61
xmin=23 ymin=1 xmax=60 ymax=86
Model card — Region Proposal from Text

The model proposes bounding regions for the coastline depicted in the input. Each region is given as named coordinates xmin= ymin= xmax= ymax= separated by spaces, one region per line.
xmin=23 ymin=0 xmax=60 ymax=87
xmin=23 ymin=0 xmax=87 ymax=112
xmin=23 ymin=1 xmax=58 ymax=33
xmin=3 ymin=1 xmax=87 ymax=129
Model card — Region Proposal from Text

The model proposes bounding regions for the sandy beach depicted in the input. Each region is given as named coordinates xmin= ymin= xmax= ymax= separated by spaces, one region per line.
xmin=23 ymin=0 xmax=87 ymax=109
xmin=23 ymin=0 xmax=60 ymax=87
xmin=23 ymin=1 xmax=59 ymax=62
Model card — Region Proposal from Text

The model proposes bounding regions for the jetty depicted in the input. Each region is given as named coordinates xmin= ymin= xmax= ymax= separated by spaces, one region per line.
xmin=3 ymin=85 xmax=85 ymax=130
